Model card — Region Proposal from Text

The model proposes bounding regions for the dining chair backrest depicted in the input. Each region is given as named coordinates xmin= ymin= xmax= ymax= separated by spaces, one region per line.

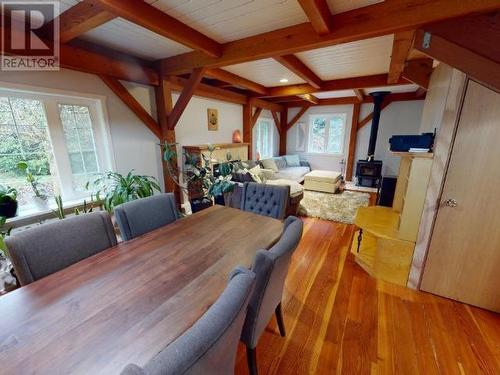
xmin=241 ymin=216 xmax=303 ymax=349
xmin=114 ymin=193 xmax=178 ymax=241
xmin=240 ymin=182 xmax=289 ymax=220
xmin=5 ymin=211 xmax=117 ymax=285
xmin=121 ymin=267 xmax=256 ymax=375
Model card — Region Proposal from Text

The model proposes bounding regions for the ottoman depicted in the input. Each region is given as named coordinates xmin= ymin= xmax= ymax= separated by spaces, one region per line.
xmin=304 ymin=170 xmax=343 ymax=193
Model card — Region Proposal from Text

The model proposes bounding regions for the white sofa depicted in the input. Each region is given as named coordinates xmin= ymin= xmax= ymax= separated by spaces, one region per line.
xmin=260 ymin=156 xmax=311 ymax=183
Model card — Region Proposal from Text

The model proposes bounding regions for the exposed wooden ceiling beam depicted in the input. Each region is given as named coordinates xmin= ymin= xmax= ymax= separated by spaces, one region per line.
xmin=297 ymin=0 xmax=333 ymax=35
xmin=160 ymin=0 xmax=500 ymax=75
xmin=414 ymin=13 xmax=500 ymax=91
xmin=251 ymin=108 xmax=263 ymax=128
xmin=388 ymin=30 xmax=416 ymax=84
xmin=250 ymin=98 xmax=285 ymax=113
xmin=358 ymin=100 xmax=393 ymax=129
xmin=274 ymin=54 xmax=323 ymax=89
xmin=93 ymin=0 xmax=222 ymax=57
xmin=402 ymin=58 xmax=434 ymax=89
xmin=204 ymin=68 xmax=268 ymax=95
xmin=353 ymin=89 xmax=364 ymax=102
xmin=168 ymin=68 xmax=206 ymax=129
xmin=286 ymin=105 xmax=311 ymax=131
xmin=266 ymin=74 xmax=408 ymax=97
xmin=271 ymin=111 xmax=282 ymax=134
xmin=167 ymin=76 xmax=247 ymax=105
xmin=45 ymin=1 xmax=116 ymax=43
xmin=298 ymin=93 xmax=320 ymax=104
xmin=285 ymin=91 xmax=425 ymax=107
xmin=100 ymin=75 xmax=161 ymax=138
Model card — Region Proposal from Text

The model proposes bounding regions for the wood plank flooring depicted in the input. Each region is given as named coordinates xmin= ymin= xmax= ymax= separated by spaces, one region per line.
xmin=235 ymin=218 xmax=500 ymax=374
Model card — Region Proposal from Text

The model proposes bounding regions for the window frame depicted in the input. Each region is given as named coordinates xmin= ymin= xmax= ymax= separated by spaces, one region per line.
xmin=254 ymin=118 xmax=274 ymax=159
xmin=0 ymin=81 xmax=115 ymax=205
xmin=307 ymin=113 xmax=347 ymax=156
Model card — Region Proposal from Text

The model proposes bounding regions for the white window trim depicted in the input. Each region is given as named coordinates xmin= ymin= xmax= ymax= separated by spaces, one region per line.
xmin=307 ymin=113 xmax=347 ymax=156
xmin=254 ymin=117 xmax=274 ymax=159
xmin=0 ymin=81 xmax=116 ymax=210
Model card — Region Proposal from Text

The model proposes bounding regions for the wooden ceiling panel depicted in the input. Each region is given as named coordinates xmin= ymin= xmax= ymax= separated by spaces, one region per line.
xmin=149 ymin=0 xmax=307 ymax=43
xmin=364 ymin=84 xmax=419 ymax=94
xmin=314 ymin=89 xmax=356 ymax=98
xmin=326 ymin=0 xmax=383 ymax=14
xmin=296 ymin=35 xmax=394 ymax=80
xmin=223 ymin=59 xmax=306 ymax=87
xmin=80 ymin=18 xmax=192 ymax=60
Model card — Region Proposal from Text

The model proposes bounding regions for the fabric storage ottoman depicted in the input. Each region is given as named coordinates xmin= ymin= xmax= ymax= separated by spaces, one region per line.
xmin=304 ymin=170 xmax=342 ymax=193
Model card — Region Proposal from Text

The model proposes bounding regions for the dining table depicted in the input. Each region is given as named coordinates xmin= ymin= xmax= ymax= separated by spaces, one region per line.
xmin=0 ymin=205 xmax=284 ymax=375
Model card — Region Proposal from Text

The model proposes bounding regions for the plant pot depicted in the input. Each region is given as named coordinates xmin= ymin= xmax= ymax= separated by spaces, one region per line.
xmin=33 ymin=196 xmax=49 ymax=211
xmin=214 ymin=195 xmax=225 ymax=206
xmin=190 ymin=197 xmax=213 ymax=213
xmin=0 ymin=200 xmax=18 ymax=218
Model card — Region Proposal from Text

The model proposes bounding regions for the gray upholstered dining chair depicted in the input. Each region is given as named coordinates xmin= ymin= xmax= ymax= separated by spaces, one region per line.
xmin=114 ymin=193 xmax=178 ymax=241
xmin=121 ymin=267 xmax=256 ymax=375
xmin=240 ymin=216 xmax=303 ymax=375
xmin=240 ymin=182 xmax=290 ymax=220
xmin=5 ymin=211 xmax=117 ymax=286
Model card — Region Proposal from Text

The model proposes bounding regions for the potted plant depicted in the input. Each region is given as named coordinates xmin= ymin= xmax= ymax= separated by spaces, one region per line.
xmin=0 ymin=184 xmax=18 ymax=218
xmin=162 ymin=143 xmax=237 ymax=212
xmin=16 ymin=161 xmax=49 ymax=210
xmin=86 ymin=170 xmax=161 ymax=212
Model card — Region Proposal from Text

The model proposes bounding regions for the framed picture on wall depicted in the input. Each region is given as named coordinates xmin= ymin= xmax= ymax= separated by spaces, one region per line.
xmin=207 ymin=108 xmax=218 ymax=131
xmin=295 ymin=121 xmax=306 ymax=151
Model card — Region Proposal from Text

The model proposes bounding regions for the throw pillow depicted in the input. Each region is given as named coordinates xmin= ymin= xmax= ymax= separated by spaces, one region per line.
xmin=274 ymin=157 xmax=287 ymax=170
xmin=261 ymin=158 xmax=278 ymax=171
xmin=285 ymin=154 xmax=301 ymax=167
xmin=248 ymin=165 xmax=263 ymax=183
xmin=260 ymin=168 xmax=277 ymax=182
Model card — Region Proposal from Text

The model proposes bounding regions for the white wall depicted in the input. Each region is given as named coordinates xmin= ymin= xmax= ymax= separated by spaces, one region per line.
xmin=0 ymin=68 xmax=163 ymax=186
xmin=355 ymin=100 xmax=424 ymax=177
xmin=285 ymin=100 xmax=424 ymax=178
xmin=173 ymin=93 xmax=243 ymax=158
xmin=286 ymin=104 xmax=354 ymax=173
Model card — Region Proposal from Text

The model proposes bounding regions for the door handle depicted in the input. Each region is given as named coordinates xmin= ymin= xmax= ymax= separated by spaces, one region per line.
xmin=444 ymin=198 xmax=458 ymax=208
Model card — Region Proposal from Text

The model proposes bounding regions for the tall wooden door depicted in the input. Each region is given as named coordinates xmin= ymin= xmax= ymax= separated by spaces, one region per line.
xmin=421 ymin=80 xmax=500 ymax=312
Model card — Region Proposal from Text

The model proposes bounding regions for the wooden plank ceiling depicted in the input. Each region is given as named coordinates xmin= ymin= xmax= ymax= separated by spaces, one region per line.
xmin=4 ymin=0 xmax=500 ymax=107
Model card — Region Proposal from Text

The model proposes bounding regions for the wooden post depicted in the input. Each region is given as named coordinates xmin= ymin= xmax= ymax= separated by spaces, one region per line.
xmin=243 ymin=100 xmax=253 ymax=159
xmin=280 ymin=109 xmax=288 ymax=155
xmin=155 ymin=78 xmax=181 ymax=207
xmin=346 ymin=103 xmax=361 ymax=181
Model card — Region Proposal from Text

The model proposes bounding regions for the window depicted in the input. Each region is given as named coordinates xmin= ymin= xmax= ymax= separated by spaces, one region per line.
xmin=308 ymin=114 xmax=347 ymax=154
xmin=0 ymin=85 xmax=113 ymax=214
xmin=254 ymin=119 xmax=273 ymax=159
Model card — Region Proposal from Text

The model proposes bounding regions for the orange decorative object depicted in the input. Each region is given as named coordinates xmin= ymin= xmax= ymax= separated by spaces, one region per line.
xmin=232 ymin=129 xmax=242 ymax=143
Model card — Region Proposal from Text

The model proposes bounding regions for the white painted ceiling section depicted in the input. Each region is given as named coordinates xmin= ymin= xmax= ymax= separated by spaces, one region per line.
xmin=296 ymin=35 xmax=394 ymax=80
xmin=314 ymin=90 xmax=359 ymax=99
xmin=80 ymin=18 xmax=192 ymax=60
xmin=365 ymin=84 xmax=420 ymax=94
xmin=223 ymin=59 xmax=306 ymax=87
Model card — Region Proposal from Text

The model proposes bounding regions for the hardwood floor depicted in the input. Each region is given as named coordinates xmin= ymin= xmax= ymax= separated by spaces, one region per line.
xmin=235 ymin=218 xmax=500 ymax=374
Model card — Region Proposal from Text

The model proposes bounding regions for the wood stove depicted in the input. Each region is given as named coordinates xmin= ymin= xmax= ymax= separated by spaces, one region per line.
xmin=355 ymin=91 xmax=389 ymax=188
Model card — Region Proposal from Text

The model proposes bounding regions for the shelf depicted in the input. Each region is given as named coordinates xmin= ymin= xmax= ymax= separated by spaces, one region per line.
xmin=391 ymin=151 xmax=434 ymax=159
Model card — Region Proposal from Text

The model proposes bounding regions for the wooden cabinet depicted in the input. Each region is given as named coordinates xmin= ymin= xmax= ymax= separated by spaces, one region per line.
xmin=351 ymin=152 xmax=433 ymax=286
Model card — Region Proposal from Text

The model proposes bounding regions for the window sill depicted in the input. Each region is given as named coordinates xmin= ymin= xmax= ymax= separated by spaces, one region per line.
xmin=6 ymin=197 xmax=100 ymax=229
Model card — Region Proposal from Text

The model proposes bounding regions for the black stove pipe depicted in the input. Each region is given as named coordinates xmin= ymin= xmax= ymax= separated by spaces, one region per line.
xmin=367 ymin=91 xmax=390 ymax=161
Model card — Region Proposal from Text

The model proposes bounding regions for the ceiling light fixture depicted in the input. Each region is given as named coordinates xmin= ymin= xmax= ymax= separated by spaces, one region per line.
xmin=280 ymin=78 xmax=289 ymax=83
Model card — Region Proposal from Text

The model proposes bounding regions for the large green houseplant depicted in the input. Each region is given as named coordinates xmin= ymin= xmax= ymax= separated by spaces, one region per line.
xmin=0 ymin=185 xmax=18 ymax=218
xmin=86 ymin=170 xmax=161 ymax=212
xmin=162 ymin=142 xmax=237 ymax=209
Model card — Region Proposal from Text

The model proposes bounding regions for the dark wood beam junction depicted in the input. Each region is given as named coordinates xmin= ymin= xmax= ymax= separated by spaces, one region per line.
xmin=297 ymin=0 xmax=333 ymax=35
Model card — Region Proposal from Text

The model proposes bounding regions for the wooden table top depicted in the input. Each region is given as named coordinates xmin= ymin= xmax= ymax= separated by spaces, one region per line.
xmin=0 ymin=206 xmax=283 ymax=375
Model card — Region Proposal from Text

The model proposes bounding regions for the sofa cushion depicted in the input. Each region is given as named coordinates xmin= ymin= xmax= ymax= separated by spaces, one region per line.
xmin=275 ymin=166 xmax=311 ymax=183
xmin=284 ymin=155 xmax=300 ymax=167
xmin=274 ymin=157 xmax=287 ymax=170
xmin=261 ymin=158 xmax=278 ymax=171
xmin=266 ymin=179 xmax=304 ymax=197
xmin=233 ymin=170 xmax=256 ymax=183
